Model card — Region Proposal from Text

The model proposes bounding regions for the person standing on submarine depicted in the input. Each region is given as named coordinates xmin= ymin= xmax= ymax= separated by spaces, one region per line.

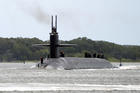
xmin=40 ymin=57 xmax=44 ymax=64
xmin=60 ymin=51 xmax=65 ymax=57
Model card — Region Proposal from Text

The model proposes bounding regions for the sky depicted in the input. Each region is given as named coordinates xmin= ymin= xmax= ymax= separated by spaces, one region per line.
xmin=0 ymin=0 xmax=140 ymax=45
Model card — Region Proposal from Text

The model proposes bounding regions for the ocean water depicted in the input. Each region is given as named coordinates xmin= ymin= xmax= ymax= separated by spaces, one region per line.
xmin=0 ymin=62 xmax=140 ymax=93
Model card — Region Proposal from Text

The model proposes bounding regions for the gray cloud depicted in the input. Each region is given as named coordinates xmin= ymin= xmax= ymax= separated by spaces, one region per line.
xmin=15 ymin=0 xmax=50 ymax=25
xmin=30 ymin=6 xmax=50 ymax=24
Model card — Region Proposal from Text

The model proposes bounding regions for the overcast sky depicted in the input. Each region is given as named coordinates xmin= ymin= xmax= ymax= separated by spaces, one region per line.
xmin=0 ymin=0 xmax=140 ymax=45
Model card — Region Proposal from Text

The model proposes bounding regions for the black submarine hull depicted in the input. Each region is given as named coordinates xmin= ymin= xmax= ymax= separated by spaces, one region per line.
xmin=36 ymin=57 xmax=113 ymax=70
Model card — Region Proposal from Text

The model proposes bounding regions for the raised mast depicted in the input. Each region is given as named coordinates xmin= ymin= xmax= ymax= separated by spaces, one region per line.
xmin=55 ymin=15 xmax=57 ymax=32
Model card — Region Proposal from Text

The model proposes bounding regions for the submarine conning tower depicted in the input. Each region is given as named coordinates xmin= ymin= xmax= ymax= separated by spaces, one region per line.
xmin=50 ymin=16 xmax=59 ymax=58
xmin=49 ymin=15 xmax=76 ymax=58
xmin=33 ymin=15 xmax=76 ymax=58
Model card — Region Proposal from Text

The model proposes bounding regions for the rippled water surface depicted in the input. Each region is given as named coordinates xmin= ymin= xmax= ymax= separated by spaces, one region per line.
xmin=0 ymin=62 xmax=140 ymax=93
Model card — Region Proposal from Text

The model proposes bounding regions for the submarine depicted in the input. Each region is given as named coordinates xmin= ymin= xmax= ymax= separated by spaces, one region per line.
xmin=34 ymin=15 xmax=113 ymax=70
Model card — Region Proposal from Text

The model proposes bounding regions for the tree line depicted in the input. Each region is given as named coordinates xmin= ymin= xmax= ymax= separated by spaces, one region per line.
xmin=0 ymin=37 xmax=140 ymax=62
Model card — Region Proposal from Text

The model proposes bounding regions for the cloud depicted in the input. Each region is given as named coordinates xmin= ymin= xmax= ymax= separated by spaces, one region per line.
xmin=15 ymin=0 xmax=50 ymax=25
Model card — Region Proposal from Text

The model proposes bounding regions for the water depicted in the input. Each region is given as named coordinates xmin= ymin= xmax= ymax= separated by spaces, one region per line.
xmin=0 ymin=62 xmax=140 ymax=93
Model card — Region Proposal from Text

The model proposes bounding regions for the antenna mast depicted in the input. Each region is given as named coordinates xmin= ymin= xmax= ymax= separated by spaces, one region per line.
xmin=55 ymin=15 xmax=57 ymax=32
xmin=51 ymin=16 xmax=53 ymax=30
